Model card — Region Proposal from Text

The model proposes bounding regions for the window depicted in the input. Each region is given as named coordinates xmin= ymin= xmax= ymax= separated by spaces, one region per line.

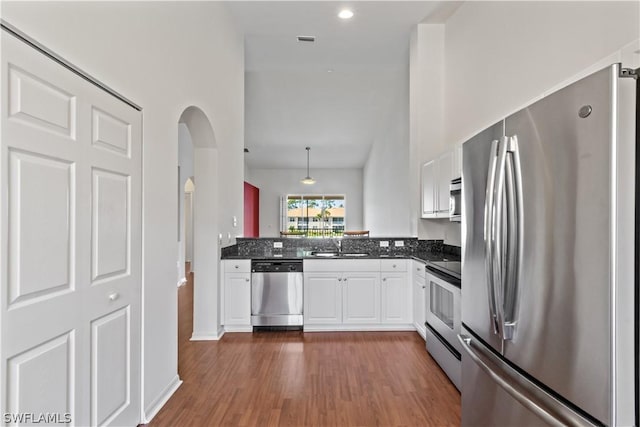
xmin=285 ymin=195 xmax=345 ymax=237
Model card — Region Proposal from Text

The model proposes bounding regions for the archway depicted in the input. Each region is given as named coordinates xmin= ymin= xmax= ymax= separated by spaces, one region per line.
xmin=177 ymin=106 xmax=222 ymax=341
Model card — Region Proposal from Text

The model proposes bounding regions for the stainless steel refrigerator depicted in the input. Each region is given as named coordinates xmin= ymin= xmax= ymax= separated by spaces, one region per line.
xmin=460 ymin=63 xmax=637 ymax=426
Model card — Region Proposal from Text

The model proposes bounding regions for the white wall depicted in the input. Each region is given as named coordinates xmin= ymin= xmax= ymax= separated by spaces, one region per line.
xmin=1 ymin=1 xmax=244 ymax=420
xmin=409 ymin=24 xmax=462 ymax=245
xmin=411 ymin=1 xmax=640 ymax=246
xmin=246 ymin=168 xmax=363 ymax=237
xmin=177 ymin=124 xmax=194 ymax=283
xmin=362 ymin=65 xmax=411 ymax=237
xmin=444 ymin=1 xmax=640 ymax=147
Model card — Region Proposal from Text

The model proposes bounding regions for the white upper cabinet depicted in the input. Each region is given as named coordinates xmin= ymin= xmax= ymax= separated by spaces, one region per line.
xmin=452 ymin=144 xmax=462 ymax=180
xmin=421 ymin=160 xmax=437 ymax=217
xmin=437 ymin=151 xmax=453 ymax=214
xmin=422 ymin=147 xmax=458 ymax=219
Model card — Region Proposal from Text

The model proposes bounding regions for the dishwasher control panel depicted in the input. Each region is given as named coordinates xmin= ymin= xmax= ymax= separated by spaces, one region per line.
xmin=251 ymin=260 xmax=303 ymax=273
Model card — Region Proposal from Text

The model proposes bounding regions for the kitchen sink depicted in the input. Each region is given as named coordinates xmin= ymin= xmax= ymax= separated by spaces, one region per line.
xmin=311 ymin=252 xmax=339 ymax=257
xmin=310 ymin=252 xmax=370 ymax=258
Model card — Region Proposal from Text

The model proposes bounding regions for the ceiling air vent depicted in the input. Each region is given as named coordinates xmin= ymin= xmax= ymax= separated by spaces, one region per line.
xmin=297 ymin=35 xmax=316 ymax=43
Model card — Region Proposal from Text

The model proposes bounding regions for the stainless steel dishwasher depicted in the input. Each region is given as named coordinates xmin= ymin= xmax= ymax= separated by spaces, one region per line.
xmin=251 ymin=260 xmax=303 ymax=327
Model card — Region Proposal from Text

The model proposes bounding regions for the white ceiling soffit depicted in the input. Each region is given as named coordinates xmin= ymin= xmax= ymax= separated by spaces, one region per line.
xmin=227 ymin=1 xmax=463 ymax=169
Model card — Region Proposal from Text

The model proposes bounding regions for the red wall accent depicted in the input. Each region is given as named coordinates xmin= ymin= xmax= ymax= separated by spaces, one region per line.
xmin=244 ymin=182 xmax=259 ymax=237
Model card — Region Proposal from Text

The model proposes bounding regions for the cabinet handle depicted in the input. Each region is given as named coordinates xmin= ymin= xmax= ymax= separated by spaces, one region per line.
xmin=338 ymin=278 xmax=342 ymax=282
xmin=343 ymin=278 xmax=347 ymax=282
xmin=108 ymin=292 xmax=119 ymax=301
xmin=392 ymin=264 xmax=397 ymax=268
xmin=235 ymin=265 xmax=239 ymax=269
xmin=422 ymin=285 xmax=426 ymax=289
xmin=245 ymin=278 xmax=250 ymax=282
xmin=383 ymin=277 xmax=387 ymax=282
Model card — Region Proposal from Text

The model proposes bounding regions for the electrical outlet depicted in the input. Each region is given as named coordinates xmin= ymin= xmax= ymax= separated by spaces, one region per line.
xmin=394 ymin=240 xmax=404 ymax=247
xmin=379 ymin=241 xmax=389 ymax=248
xmin=274 ymin=241 xmax=283 ymax=248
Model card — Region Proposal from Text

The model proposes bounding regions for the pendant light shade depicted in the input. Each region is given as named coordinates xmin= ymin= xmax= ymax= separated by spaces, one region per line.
xmin=301 ymin=146 xmax=316 ymax=185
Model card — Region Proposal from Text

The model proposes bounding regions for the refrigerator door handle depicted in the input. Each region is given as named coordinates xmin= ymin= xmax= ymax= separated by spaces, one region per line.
xmin=502 ymin=136 xmax=523 ymax=340
xmin=484 ymin=139 xmax=500 ymax=335
xmin=458 ymin=334 xmax=599 ymax=427
xmin=492 ymin=136 xmax=510 ymax=339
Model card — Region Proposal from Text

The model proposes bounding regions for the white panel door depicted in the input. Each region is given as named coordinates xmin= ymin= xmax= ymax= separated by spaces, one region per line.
xmin=1 ymin=32 xmax=142 ymax=426
xmin=303 ymin=273 xmax=341 ymax=324
xmin=381 ymin=273 xmax=410 ymax=324
xmin=223 ymin=273 xmax=251 ymax=326
xmin=342 ymin=273 xmax=380 ymax=324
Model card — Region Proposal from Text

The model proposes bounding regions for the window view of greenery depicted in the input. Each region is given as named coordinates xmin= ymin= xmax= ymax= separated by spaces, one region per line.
xmin=286 ymin=195 xmax=345 ymax=237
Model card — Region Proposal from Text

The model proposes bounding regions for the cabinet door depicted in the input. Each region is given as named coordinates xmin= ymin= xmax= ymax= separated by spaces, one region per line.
xmin=413 ymin=274 xmax=427 ymax=338
xmin=342 ymin=273 xmax=380 ymax=324
xmin=437 ymin=151 xmax=453 ymax=215
xmin=304 ymin=273 xmax=342 ymax=324
xmin=452 ymin=144 xmax=462 ymax=179
xmin=381 ymin=273 xmax=411 ymax=323
xmin=224 ymin=273 xmax=251 ymax=325
xmin=421 ymin=160 xmax=437 ymax=217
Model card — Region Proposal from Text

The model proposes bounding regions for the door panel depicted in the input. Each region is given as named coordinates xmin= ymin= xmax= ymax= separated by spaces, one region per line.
xmin=502 ymin=65 xmax=614 ymax=424
xmin=91 ymin=308 xmax=130 ymax=427
xmin=91 ymin=107 xmax=131 ymax=157
xmin=1 ymin=32 xmax=141 ymax=427
xmin=6 ymin=332 xmax=74 ymax=423
xmin=8 ymin=150 xmax=74 ymax=306
xmin=8 ymin=65 xmax=76 ymax=138
xmin=91 ymin=168 xmax=129 ymax=283
xmin=461 ymin=120 xmax=504 ymax=353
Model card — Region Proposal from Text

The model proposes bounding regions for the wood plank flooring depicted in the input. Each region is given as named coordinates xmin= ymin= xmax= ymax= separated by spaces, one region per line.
xmin=149 ymin=268 xmax=461 ymax=427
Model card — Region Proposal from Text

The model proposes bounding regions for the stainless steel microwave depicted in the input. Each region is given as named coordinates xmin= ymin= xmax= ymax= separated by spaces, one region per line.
xmin=449 ymin=177 xmax=461 ymax=222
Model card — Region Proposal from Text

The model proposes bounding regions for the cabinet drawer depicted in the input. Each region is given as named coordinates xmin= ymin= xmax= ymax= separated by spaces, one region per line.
xmin=223 ymin=259 xmax=251 ymax=273
xmin=381 ymin=259 xmax=407 ymax=272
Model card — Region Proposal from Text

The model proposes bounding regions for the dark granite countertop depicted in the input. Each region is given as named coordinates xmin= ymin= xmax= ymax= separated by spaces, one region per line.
xmin=221 ymin=250 xmax=460 ymax=266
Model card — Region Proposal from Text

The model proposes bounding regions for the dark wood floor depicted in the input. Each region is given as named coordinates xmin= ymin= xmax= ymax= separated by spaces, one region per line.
xmin=149 ymin=267 xmax=461 ymax=426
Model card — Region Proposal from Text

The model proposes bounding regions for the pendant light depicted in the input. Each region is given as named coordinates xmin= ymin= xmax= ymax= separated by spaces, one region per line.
xmin=301 ymin=146 xmax=316 ymax=185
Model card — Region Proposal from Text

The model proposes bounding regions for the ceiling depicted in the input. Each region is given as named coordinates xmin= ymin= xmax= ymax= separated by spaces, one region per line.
xmin=227 ymin=1 xmax=462 ymax=169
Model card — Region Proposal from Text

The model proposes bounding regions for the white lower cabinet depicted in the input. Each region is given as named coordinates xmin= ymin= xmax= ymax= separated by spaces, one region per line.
xmin=304 ymin=273 xmax=342 ymax=324
xmin=342 ymin=272 xmax=381 ymax=324
xmin=381 ymin=260 xmax=411 ymax=324
xmin=412 ymin=261 xmax=427 ymax=339
xmin=222 ymin=260 xmax=252 ymax=331
xmin=303 ymin=259 xmax=412 ymax=331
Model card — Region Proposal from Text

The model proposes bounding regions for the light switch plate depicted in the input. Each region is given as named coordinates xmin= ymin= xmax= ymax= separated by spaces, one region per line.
xmin=394 ymin=240 xmax=404 ymax=247
xmin=379 ymin=241 xmax=389 ymax=247
xmin=274 ymin=241 xmax=283 ymax=248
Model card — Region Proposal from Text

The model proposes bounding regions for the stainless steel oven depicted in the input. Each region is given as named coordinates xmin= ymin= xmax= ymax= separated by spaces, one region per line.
xmin=425 ymin=263 xmax=461 ymax=390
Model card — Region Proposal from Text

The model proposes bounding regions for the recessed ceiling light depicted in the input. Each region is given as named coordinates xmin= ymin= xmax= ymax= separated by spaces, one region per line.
xmin=327 ymin=69 xmax=334 ymax=73
xmin=338 ymin=9 xmax=354 ymax=19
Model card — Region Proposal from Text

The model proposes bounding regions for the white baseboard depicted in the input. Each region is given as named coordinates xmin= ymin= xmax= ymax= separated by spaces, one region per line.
xmin=190 ymin=328 xmax=225 ymax=341
xmin=143 ymin=375 xmax=183 ymax=423
xmin=222 ymin=325 xmax=253 ymax=333
xmin=303 ymin=324 xmax=416 ymax=332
